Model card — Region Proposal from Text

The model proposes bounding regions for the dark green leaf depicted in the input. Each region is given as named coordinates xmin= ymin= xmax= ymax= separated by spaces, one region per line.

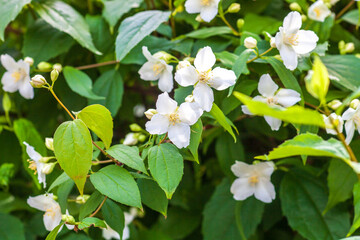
xmin=137 ymin=178 xmax=168 ymax=216
xmin=102 ymin=199 xmax=125 ymax=238
xmin=79 ymin=191 xmax=104 ymax=220
xmin=0 ymin=213 xmax=26 ymax=240
xmin=101 ymin=0 xmax=143 ymax=27
xmin=188 ymin=119 xmax=203 ymax=163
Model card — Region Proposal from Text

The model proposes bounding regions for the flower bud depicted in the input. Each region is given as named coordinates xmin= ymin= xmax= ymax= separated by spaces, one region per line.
xmin=123 ymin=133 xmax=138 ymax=146
xmin=237 ymin=19 xmax=245 ymax=31
xmin=270 ymin=38 xmax=276 ymax=48
xmin=350 ymin=99 xmax=360 ymax=109
xmin=62 ymin=214 xmax=76 ymax=224
xmin=41 ymin=162 xmax=57 ymax=175
xmin=345 ymin=42 xmax=355 ymax=53
xmin=195 ymin=14 xmax=203 ymax=22
xmin=37 ymin=61 xmax=52 ymax=71
xmin=289 ymin=2 xmax=302 ymax=12
xmin=39 ymin=157 xmax=54 ymax=163
xmin=76 ymin=195 xmax=90 ymax=204
xmin=153 ymin=51 xmax=173 ymax=63
xmin=185 ymin=94 xmax=195 ymax=103
xmin=144 ymin=109 xmax=157 ymax=120
xmin=228 ymin=3 xmax=241 ymax=13
xmin=24 ymin=57 xmax=34 ymax=66
xmin=301 ymin=14 xmax=307 ymax=22
xmin=130 ymin=123 xmax=142 ymax=132
xmin=51 ymin=69 xmax=59 ymax=82
xmin=30 ymin=75 xmax=47 ymax=88
xmin=45 ymin=138 xmax=54 ymax=151
xmin=244 ymin=37 xmax=257 ymax=49
xmin=53 ymin=63 xmax=62 ymax=72
xmin=138 ymin=134 xmax=146 ymax=142
xmin=177 ymin=60 xmax=191 ymax=70
xmin=133 ymin=104 xmax=146 ymax=117
xmin=327 ymin=99 xmax=342 ymax=110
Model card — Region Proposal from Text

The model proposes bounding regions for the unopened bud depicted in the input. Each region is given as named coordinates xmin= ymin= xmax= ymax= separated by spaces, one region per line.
xmin=327 ymin=99 xmax=342 ymax=110
xmin=51 ymin=69 xmax=59 ymax=82
xmin=350 ymin=99 xmax=360 ymax=109
xmin=301 ymin=14 xmax=307 ymax=22
xmin=76 ymin=195 xmax=90 ymax=204
xmin=39 ymin=157 xmax=54 ymax=163
xmin=62 ymin=214 xmax=76 ymax=224
xmin=228 ymin=3 xmax=241 ymax=13
xmin=41 ymin=162 xmax=57 ymax=174
xmin=153 ymin=51 xmax=173 ymax=63
xmin=289 ymin=2 xmax=302 ymax=12
xmin=37 ymin=61 xmax=52 ymax=71
xmin=195 ymin=14 xmax=203 ymax=22
xmin=244 ymin=37 xmax=257 ymax=49
xmin=270 ymin=38 xmax=276 ymax=48
xmin=138 ymin=134 xmax=146 ymax=142
xmin=237 ymin=19 xmax=245 ymax=31
xmin=130 ymin=123 xmax=142 ymax=132
xmin=185 ymin=94 xmax=195 ymax=103
xmin=45 ymin=138 xmax=54 ymax=151
xmin=144 ymin=109 xmax=157 ymax=120
xmin=30 ymin=75 xmax=47 ymax=88
xmin=339 ymin=40 xmax=346 ymax=55
xmin=52 ymin=63 xmax=62 ymax=72
xmin=123 ymin=133 xmax=138 ymax=146
xmin=177 ymin=60 xmax=191 ymax=70
xmin=345 ymin=42 xmax=355 ymax=53
xmin=24 ymin=57 xmax=34 ymax=66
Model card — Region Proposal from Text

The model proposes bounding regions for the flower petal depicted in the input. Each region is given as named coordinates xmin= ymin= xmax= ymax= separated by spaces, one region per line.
xmin=37 ymin=163 xmax=47 ymax=188
xmin=254 ymin=162 xmax=275 ymax=178
xmin=193 ymin=83 xmax=214 ymax=112
xmin=210 ymin=67 xmax=236 ymax=90
xmin=292 ymin=30 xmax=319 ymax=55
xmin=19 ymin=78 xmax=34 ymax=99
xmin=145 ymin=114 xmax=169 ymax=135
xmin=264 ymin=116 xmax=282 ymax=131
xmin=200 ymin=5 xmax=218 ymax=22
xmin=184 ymin=0 xmax=203 ymax=13
xmin=43 ymin=205 xmax=62 ymax=231
xmin=178 ymin=102 xmax=203 ymax=125
xmin=283 ymin=11 xmax=302 ymax=34
xmin=275 ymin=88 xmax=301 ymax=107
xmin=308 ymin=1 xmax=331 ymax=22
xmin=1 ymin=72 xmax=20 ymax=92
xmin=230 ymin=178 xmax=255 ymax=201
xmin=23 ymin=141 xmax=42 ymax=161
xmin=103 ymin=224 xmax=121 ymax=240
xmin=231 ymin=161 xmax=253 ymax=178
xmin=194 ymin=46 xmax=216 ymax=71
xmin=156 ymin=92 xmax=178 ymax=115
xmin=0 ymin=54 xmax=18 ymax=71
xmin=158 ymin=65 xmax=173 ymax=93
xmin=168 ymin=123 xmax=191 ymax=148
xmin=345 ymin=120 xmax=356 ymax=144
xmin=342 ymin=108 xmax=356 ymax=120
xmin=258 ymin=74 xmax=278 ymax=97
xmin=278 ymin=42 xmax=298 ymax=71
xmin=174 ymin=65 xmax=198 ymax=87
xmin=138 ymin=62 xmax=159 ymax=81
xmin=241 ymin=105 xmax=253 ymax=115
xmin=254 ymin=179 xmax=276 ymax=203
xmin=27 ymin=194 xmax=57 ymax=211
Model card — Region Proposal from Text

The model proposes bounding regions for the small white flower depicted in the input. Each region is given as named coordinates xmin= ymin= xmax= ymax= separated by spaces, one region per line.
xmin=244 ymin=37 xmax=257 ymax=49
xmin=145 ymin=92 xmax=203 ymax=148
xmin=27 ymin=194 xmax=62 ymax=231
xmin=242 ymin=74 xmax=301 ymax=131
xmin=185 ymin=0 xmax=220 ymax=22
xmin=133 ymin=104 xmax=146 ymax=118
xmin=230 ymin=161 xmax=276 ymax=203
xmin=323 ymin=113 xmax=343 ymax=135
xmin=1 ymin=54 xmax=33 ymax=99
xmin=308 ymin=0 xmax=331 ymax=22
xmin=123 ymin=133 xmax=138 ymax=146
xmin=175 ymin=46 xmax=236 ymax=112
xmin=342 ymin=105 xmax=360 ymax=144
xmin=102 ymin=208 xmax=137 ymax=240
xmin=275 ymin=11 xmax=319 ymax=70
xmin=23 ymin=142 xmax=47 ymax=188
xmin=138 ymin=46 xmax=174 ymax=93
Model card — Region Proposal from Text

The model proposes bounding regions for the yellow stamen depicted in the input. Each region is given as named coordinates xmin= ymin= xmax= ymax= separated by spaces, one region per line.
xmin=284 ymin=33 xmax=299 ymax=46
xmin=267 ymin=97 xmax=278 ymax=106
xmin=314 ymin=8 xmax=321 ymax=17
xmin=152 ymin=64 xmax=165 ymax=76
xmin=248 ymin=175 xmax=259 ymax=185
xmin=197 ymin=69 xmax=212 ymax=84
xmin=169 ymin=112 xmax=180 ymax=125
xmin=201 ymin=0 xmax=211 ymax=6
xmin=27 ymin=159 xmax=37 ymax=175
xmin=11 ymin=72 xmax=22 ymax=82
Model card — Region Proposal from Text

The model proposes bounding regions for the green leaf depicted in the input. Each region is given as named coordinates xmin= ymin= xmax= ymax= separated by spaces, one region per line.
xmin=78 ymin=104 xmax=113 ymax=149
xmin=45 ymin=223 xmax=64 ymax=240
xmin=57 ymin=179 xmax=74 ymax=212
xmin=0 ymin=0 xmax=30 ymax=41
xmin=79 ymin=191 xmax=104 ymax=220
xmin=306 ymin=56 xmax=329 ymax=102
xmin=116 ymin=10 xmax=171 ymax=61
xmin=101 ymin=0 xmax=143 ymax=27
xmin=89 ymin=69 xmax=124 ymax=117
xmin=349 ymin=183 xmax=360 ymax=236
xmin=22 ymin=19 xmax=74 ymax=63
xmin=234 ymin=92 xmax=325 ymax=128
xmin=101 ymin=199 xmax=125 ymax=239
xmin=137 ymin=178 xmax=168 ymax=217
xmin=78 ymin=217 xmax=106 ymax=230
xmin=32 ymin=1 xmax=101 ymax=54
xmin=215 ymin=51 xmax=238 ymax=68
xmin=342 ymin=10 xmax=360 ymax=26
xmin=188 ymin=119 xmax=203 ymax=163
xmin=0 ymin=213 xmax=26 ymax=240
xmin=90 ymin=165 xmax=141 ymax=208
xmin=209 ymin=103 xmax=237 ymax=142
xmin=256 ymin=133 xmax=349 ymax=162
xmin=85 ymin=15 xmax=113 ymax=54
xmin=106 ymin=144 xmax=148 ymax=174
xmin=229 ymin=49 xmax=252 ymax=96
xmin=148 ymin=143 xmax=184 ymax=199
xmin=236 ymin=197 xmax=265 ymax=238
xmin=63 ymin=66 xmax=105 ymax=100
xmin=53 ymin=119 xmax=93 ymax=195
xmin=325 ymin=159 xmax=357 ymax=213
xmin=48 ymin=172 xmax=70 ymax=192
xmin=243 ymin=13 xmax=282 ymax=35
xmin=185 ymin=26 xmax=232 ymax=39
xmin=280 ymin=169 xmax=350 ymax=240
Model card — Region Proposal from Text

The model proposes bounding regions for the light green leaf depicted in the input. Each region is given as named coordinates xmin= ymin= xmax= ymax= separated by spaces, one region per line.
xmin=101 ymin=0 xmax=143 ymax=27
xmin=256 ymin=133 xmax=349 ymax=161
xmin=209 ymin=103 xmax=237 ymax=142
xmin=48 ymin=172 xmax=70 ymax=192
xmin=185 ymin=26 xmax=232 ymax=39
xmin=215 ymin=51 xmax=238 ymax=68
xmin=349 ymin=183 xmax=360 ymax=236
xmin=243 ymin=13 xmax=282 ymax=34
xmin=90 ymin=165 xmax=141 ymax=208
xmin=102 ymin=199 xmax=125 ymax=239
xmin=63 ymin=66 xmax=105 ymax=100
xmin=78 ymin=104 xmax=113 ymax=149
xmin=78 ymin=217 xmax=106 ymax=230
xmin=0 ymin=0 xmax=30 ymax=41
xmin=342 ymin=10 xmax=360 ymax=26
xmin=106 ymin=144 xmax=148 ymax=174
xmin=79 ymin=191 xmax=104 ymax=220
xmin=148 ymin=143 xmax=184 ymax=199
xmin=45 ymin=223 xmax=64 ymax=240
xmin=234 ymin=92 xmax=325 ymax=128
xmin=53 ymin=119 xmax=93 ymax=195
xmin=32 ymin=1 xmax=101 ymax=54
xmin=0 ymin=213 xmax=26 ymax=240
xmin=116 ymin=10 xmax=171 ymax=61
xmin=188 ymin=119 xmax=203 ymax=163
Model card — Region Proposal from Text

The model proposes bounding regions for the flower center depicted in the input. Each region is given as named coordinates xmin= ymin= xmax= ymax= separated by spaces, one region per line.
xmin=267 ymin=97 xmax=278 ymax=106
xmin=11 ymin=69 xmax=26 ymax=82
xmin=201 ymin=0 xmax=211 ymax=6
xmin=198 ymin=69 xmax=212 ymax=84
xmin=27 ymin=159 xmax=37 ymax=175
xmin=152 ymin=63 xmax=165 ymax=76
xmin=284 ymin=33 xmax=299 ymax=46
xmin=168 ymin=112 xmax=180 ymax=125
xmin=44 ymin=205 xmax=59 ymax=219
xmin=314 ymin=7 xmax=322 ymax=17
xmin=248 ymin=175 xmax=259 ymax=186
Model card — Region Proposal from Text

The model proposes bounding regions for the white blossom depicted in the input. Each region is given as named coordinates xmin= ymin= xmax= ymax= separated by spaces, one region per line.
xmin=230 ymin=161 xmax=276 ymax=203
xmin=342 ymin=105 xmax=360 ymax=144
xmin=185 ymin=0 xmax=220 ymax=22
xmin=323 ymin=113 xmax=343 ymax=135
xmin=138 ymin=46 xmax=174 ymax=93
xmin=308 ymin=0 xmax=331 ymax=22
xmin=175 ymin=46 xmax=236 ymax=112
xmin=145 ymin=92 xmax=203 ymax=148
xmin=242 ymin=74 xmax=301 ymax=131
xmin=102 ymin=208 xmax=137 ymax=240
xmin=27 ymin=194 xmax=62 ymax=231
xmin=1 ymin=54 xmax=33 ymax=99
xmin=133 ymin=104 xmax=146 ymax=117
xmin=274 ymin=11 xmax=319 ymax=70
xmin=23 ymin=142 xmax=47 ymax=188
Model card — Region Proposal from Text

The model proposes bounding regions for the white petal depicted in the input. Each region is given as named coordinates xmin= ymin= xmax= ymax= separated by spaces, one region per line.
xmin=43 ymin=205 xmax=62 ymax=231
xmin=156 ymin=92 xmax=178 ymax=115
xmin=193 ymin=83 xmax=214 ymax=112
xmin=185 ymin=0 xmax=203 ymax=13
xmin=27 ymin=194 xmax=56 ymax=212
xmin=1 ymin=54 xmax=18 ymax=71
xmin=178 ymin=102 xmax=203 ymax=125
xmin=254 ymin=162 xmax=275 ymax=178
xmin=174 ymin=65 xmax=198 ymax=87
xmin=168 ymin=123 xmax=191 ymax=148
xmin=283 ymin=11 xmax=302 ymax=34
xmin=258 ymin=74 xmax=278 ymax=97
xmin=275 ymin=89 xmax=301 ymax=107
xmin=158 ymin=65 xmax=173 ymax=93
xmin=37 ymin=163 xmax=47 ymax=188
xmin=308 ymin=1 xmax=331 ymax=22
xmin=138 ymin=62 xmax=159 ymax=81
xmin=292 ymin=30 xmax=319 ymax=55
xmin=19 ymin=78 xmax=34 ymax=99
xmin=200 ymin=5 xmax=218 ymax=22
xmin=230 ymin=178 xmax=255 ymax=201
xmin=210 ymin=67 xmax=236 ymax=90
xmin=345 ymin=120 xmax=356 ymax=144
xmin=264 ymin=116 xmax=282 ymax=131
xmin=342 ymin=108 xmax=356 ymax=120
xmin=23 ymin=141 xmax=42 ymax=161
xmin=124 ymin=211 xmax=136 ymax=225
xmin=1 ymin=72 xmax=20 ymax=92
xmin=241 ymin=105 xmax=253 ymax=115
xmin=278 ymin=43 xmax=298 ymax=71
xmin=194 ymin=46 xmax=216 ymax=71
xmin=142 ymin=46 xmax=158 ymax=62
xmin=145 ymin=114 xmax=169 ymax=135
xmin=18 ymin=60 xmax=30 ymax=75
xmin=123 ymin=225 xmax=130 ymax=240
xmin=103 ymin=225 xmax=121 ymax=240
xmin=230 ymin=161 xmax=253 ymax=178
xmin=254 ymin=179 xmax=276 ymax=203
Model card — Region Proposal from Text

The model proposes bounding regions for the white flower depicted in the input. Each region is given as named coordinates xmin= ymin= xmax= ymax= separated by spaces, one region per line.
xmin=138 ymin=46 xmax=173 ymax=93
xmin=342 ymin=105 xmax=360 ymax=144
xmin=230 ymin=161 xmax=276 ymax=203
xmin=27 ymin=194 xmax=62 ymax=231
xmin=242 ymin=74 xmax=301 ymax=131
xmin=175 ymin=46 xmax=236 ymax=112
xmin=308 ymin=1 xmax=331 ymax=22
xmin=145 ymin=92 xmax=203 ymax=148
xmin=185 ymin=0 xmax=220 ymax=22
xmin=102 ymin=208 xmax=137 ymax=240
xmin=275 ymin=11 xmax=319 ymax=70
xmin=133 ymin=104 xmax=146 ymax=117
xmin=1 ymin=54 xmax=33 ymax=99
xmin=123 ymin=133 xmax=138 ymax=146
xmin=323 ymin=113 xmax=343 ymax=135
xmin=23 ymin=142 xmax=47 ymax=188
xmin=244 ymin=37 xmax=257 ymax=49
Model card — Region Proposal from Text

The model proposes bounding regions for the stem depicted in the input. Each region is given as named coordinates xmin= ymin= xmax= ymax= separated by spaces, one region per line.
xmin=305 ymin=102 xmax=326 ymax=114
xmin=50 ymin=89 xmax=75 ymax=120
xmin=336 ymin=0 xmax=355 ymax=19
xmin=169 ymin=0 xmax=176 ymax=38
xmin=158 ymin=133 xmax=168 ymax=145
xmin=87 ymin=0 xmax=94 ymax=15
xmin=92 ymin=141 xmax=118 ymax=163
xmin=89 ymin=196 xmax=108 ymax=217
xmin=218 ymin=4 xmax=240 ymax=36
xmin=247 ymin=47 xmax=273 ymax=64
xmin=92 ymin=159 xmax=114 ymax=164
xmin=76 ymin=60 xmax=119 ymax=70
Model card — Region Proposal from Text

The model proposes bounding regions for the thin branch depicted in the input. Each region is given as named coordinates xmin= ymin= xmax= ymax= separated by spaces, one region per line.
xmin=336 ymin=0 xmax=355 ymax=19
xmin=89 ymin=196 xmax=108 ymax=217
xmin=76 ymin=60 xmax=119 ymax=70
xmin=247 ymin=47 xmax=273 ymax=64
